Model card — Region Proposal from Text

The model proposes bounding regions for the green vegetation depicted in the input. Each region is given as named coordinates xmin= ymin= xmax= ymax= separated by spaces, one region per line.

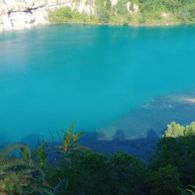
xmin=34 ymin=142 xmax=48 ymax=169
xmin=1 ymin=121 xmax=195 ymax=194
xmin=151 ymin=122 xmax=195 ymax=186
xmin=46 ymin=122 xmax=195 ymax=194
xmin=49 ymin=7 xmax=97 ymax=24
xmin=49 ymin=0 xmax=195 ymax=26
xmin=163 ymin=121 xmax=195 ymax=137
xmin=182 ymin=185 xmax=195 ymax=195
xmin=57 ymin=123 xmax=83 ymax=153
xmin=0 ymin=143 xmax=53 ymax=194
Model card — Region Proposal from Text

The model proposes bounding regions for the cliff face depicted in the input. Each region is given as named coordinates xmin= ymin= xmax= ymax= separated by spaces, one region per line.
xmin=0 ymin=0 xmax=139 ymax=32
xmin=0 ymin=0 xmax=95 ymax=32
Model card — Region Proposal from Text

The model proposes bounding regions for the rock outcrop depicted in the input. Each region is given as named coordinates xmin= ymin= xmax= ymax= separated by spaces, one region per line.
xmin=0 ymin=0 xmax=95 ymax=32
xmin=0 ymin=0 xmax=139 ymax=32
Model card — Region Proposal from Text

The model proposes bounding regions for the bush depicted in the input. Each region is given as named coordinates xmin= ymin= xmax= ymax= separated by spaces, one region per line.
xmin=49 ymin=0 xmax=195 ymax=25
xmin=150 ymin=165 xmax=181 ymax=195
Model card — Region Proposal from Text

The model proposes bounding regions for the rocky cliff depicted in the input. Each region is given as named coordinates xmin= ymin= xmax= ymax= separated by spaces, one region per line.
xmin=0 ymin=0 xmax=140 ymax=32
xmin=0 ymin=0 xmax=96 ymax=32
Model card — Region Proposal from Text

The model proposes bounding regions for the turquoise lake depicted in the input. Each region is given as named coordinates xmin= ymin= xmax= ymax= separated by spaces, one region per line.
xmin=0 ymin=25 xmax=195 ymax=142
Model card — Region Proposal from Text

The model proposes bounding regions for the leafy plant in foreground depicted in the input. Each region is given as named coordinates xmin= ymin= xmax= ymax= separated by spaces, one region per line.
xmin=47 ymin=124 xmax=84 ymax=194
xmin=0 ymin=143 xmax=53 ymax=194
xmin=182 ymin=185 xmax=195 ymax=195
xmin=34 ymin=142 xmax=48 ymax=170
xmin=57 ymin=123 xmax=83 ymax=154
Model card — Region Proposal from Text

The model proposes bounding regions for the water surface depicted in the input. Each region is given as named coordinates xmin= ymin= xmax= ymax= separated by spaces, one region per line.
xmin=0 ymin=25 xmax=195 ymax=142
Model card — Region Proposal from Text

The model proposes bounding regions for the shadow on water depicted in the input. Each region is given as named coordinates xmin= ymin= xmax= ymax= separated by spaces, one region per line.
xmin=34 ymin=129 xmax=159 ymax=163
xmin=79 ymin=129 xmax=159 ymax=161
xmin=1 ymin=92 xmax=195 ymax=162
xmin=98 ymin=91 xmax=195 ymax=139
xmin=0 ymin=128 xmax=159 ymax=161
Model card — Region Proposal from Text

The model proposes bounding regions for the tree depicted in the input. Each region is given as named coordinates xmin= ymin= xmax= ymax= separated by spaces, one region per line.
xmin=163 ymin=122 xmax=185 ymax=138
xmin=184 ymin=122 xmax=195 ymax=136
xmin=151 ymin=124 xmax=195 ymax=185
xmin=150 ymin=165 xmax=181 ymax=195
xmin=48 ymin=149 xmax=111 ymax=195
xmin=109 ymin=152 xmax=149 ymax=195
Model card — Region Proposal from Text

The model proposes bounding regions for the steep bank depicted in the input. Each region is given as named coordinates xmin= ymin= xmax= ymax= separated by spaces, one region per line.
xmin=0 ymin=0 xmax=195 ymax=32
xmin=49 ymin=0 xmax=195 ymax=27
xmin=0 ymin=0 xmax=95 ymax=32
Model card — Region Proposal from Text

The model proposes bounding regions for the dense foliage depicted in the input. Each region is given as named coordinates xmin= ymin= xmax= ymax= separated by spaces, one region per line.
xmin=0 ymin=144 xmax=53 ymax=194
xmin=1 ymin=122 xmax=195 ymax=194
xmin=46 ymin=122 xmax=195 ymax=194
xmin=49 ymin=0 xmax=195 ymax=25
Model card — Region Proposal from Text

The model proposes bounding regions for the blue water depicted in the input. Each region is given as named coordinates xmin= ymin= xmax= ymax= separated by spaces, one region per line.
xmin=0 ymin=25 xmax=195 ymax=142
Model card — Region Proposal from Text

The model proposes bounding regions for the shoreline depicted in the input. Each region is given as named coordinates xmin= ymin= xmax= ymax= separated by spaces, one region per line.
xmin=54 ymin=20 xmax=183 ymax=27
xmin=0 ymin=20 xmax=195 ymax=33
xmin=49 ymin=19 xmax=195 ymax=28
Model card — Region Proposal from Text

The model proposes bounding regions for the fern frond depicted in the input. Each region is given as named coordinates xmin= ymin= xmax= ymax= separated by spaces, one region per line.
xmin=0 ymin=143 xmax=31 ymax=162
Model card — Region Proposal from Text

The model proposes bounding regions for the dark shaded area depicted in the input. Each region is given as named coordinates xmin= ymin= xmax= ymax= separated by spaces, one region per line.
xmin=0 ymin=129 xmax=159 ymax=163
xmin=151 ymin=135 xmax=195 ymax=185
xmin=79 ymin=129 xmax=159 ymax=161
xmin=42 ymin=129 xmax=159 ymax=164
xmin=107 ymin=94 xmax=195 ymax=138
xmin=1 ymin=122 xmax=195 ymax=194
xmin=47 ymin=134 xmax=195 ymax=195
